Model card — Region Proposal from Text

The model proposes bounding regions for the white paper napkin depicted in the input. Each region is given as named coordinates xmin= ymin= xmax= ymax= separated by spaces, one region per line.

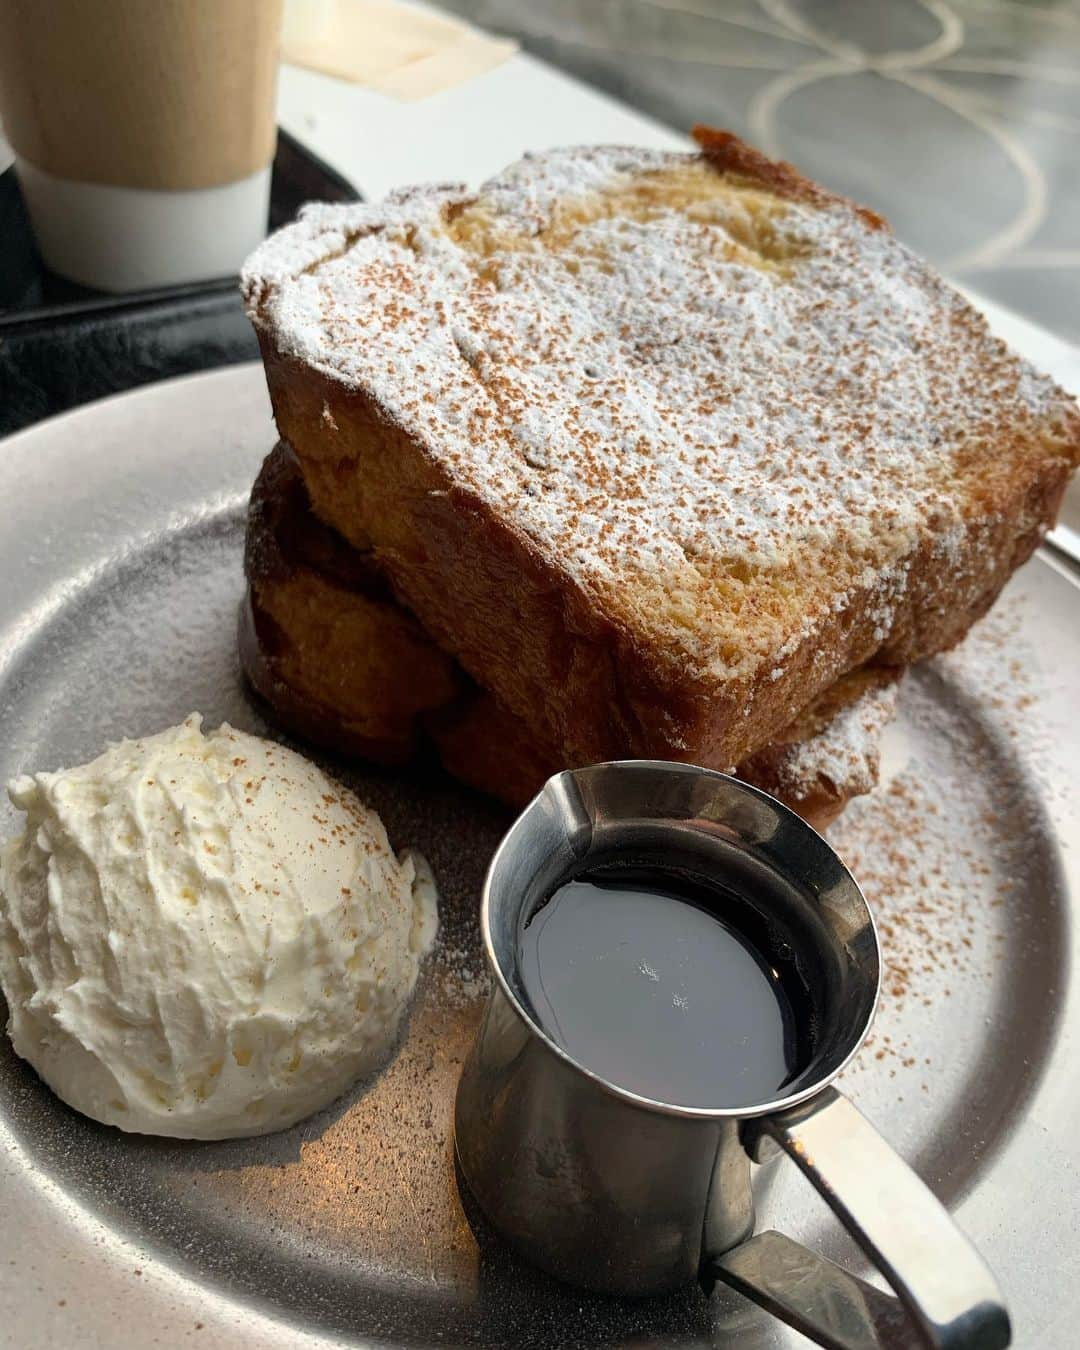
xmin=282 ymin=0 xmax=517 ymax=101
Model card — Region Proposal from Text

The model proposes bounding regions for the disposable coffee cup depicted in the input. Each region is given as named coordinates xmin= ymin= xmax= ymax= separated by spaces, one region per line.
xmin=0 ymin=0 xmax=283 ymax=292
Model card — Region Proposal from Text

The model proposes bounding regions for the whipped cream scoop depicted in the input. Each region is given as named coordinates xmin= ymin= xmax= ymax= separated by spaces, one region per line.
xmin=0 ymin=715 xmax=437 ymax=1139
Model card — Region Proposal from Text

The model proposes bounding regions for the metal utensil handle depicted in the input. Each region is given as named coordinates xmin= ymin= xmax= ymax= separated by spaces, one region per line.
xmin=710 ymin=1087 xmax=1011 ymax=1350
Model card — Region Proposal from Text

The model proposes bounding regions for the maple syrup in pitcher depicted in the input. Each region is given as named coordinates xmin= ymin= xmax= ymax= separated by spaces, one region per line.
xmin=517 ymin=862 xmax=819 ymax=1110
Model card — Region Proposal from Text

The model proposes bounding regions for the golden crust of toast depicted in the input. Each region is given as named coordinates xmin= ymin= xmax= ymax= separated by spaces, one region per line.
xmin=243 ymin=442 xmax=458 ymax=761
xmin=691 ymin=125 xmax=887 ymax=230
xmin=242 ymin=443 xmax=899 ymax=827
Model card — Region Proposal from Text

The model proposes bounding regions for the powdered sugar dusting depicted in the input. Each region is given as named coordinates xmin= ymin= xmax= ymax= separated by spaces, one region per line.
xmin=831 ymin=596 xmax=1064 ymax=1105
xmin=777 ymin=680 xmax=898 ymax=797
xmin=243 ymin=143 xmax=1079 ymax=681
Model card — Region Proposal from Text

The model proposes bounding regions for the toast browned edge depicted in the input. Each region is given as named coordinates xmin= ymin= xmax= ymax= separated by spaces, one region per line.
xmin=249 ymin=127 xmax=1079 ymax=772
xmin=242 ymin=442 xmax=900 ymax=827
xmin=256 ymin=335 xmax=1068 ymax=774
xmin=243 ymin=439 xmax=460 ymax=763
xmin=691 ymin=125 xmax=888 ymax=231
xmin=423 ymin=664 xmax=897 ymax=828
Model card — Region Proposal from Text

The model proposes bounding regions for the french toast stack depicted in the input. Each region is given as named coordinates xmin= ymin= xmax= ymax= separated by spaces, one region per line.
xmin=239 ymin=128 xmax=1080 ymax=827
xmin=239 ymin=439 xmax=901 ymax=826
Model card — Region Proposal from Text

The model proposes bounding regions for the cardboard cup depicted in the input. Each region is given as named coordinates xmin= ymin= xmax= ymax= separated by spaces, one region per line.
xmin=0 ymin=0 xmax=283 ymax=291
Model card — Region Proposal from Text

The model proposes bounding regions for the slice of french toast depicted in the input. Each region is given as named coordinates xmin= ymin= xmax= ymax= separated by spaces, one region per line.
xmin=241 ymin=442 xmax=899 ymax=828
xmin=243 ymin=128 xmax=1078 ymax=776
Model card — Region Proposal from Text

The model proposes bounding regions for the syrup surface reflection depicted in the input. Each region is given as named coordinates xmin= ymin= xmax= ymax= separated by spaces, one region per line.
xmin=517 ymin=863 xmax=818 ymax=1109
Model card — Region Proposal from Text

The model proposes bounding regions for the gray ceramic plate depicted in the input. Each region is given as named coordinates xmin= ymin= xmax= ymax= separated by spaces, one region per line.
xmin=0 ymin=364 xmax=1078 ymax=1350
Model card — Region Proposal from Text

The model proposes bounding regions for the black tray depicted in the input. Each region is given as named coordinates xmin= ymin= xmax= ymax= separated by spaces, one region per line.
xmin=0 ymin=130 xmax=360 ymax=437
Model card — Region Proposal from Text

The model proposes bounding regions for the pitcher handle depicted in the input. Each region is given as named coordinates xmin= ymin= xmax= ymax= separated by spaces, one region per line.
xmin=708 ymin=1087 xmax=1010 ymax=1350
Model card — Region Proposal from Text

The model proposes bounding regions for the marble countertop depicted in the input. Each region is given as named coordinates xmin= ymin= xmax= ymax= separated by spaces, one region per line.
xmin=438 ymin=0 xmax=1080 ymax=346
